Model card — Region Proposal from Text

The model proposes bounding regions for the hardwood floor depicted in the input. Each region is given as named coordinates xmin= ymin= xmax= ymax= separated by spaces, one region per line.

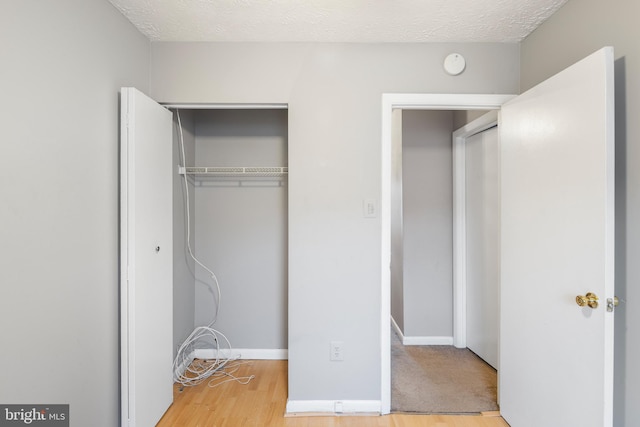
xmin=157 ymin=360 xmax=509 ymax=427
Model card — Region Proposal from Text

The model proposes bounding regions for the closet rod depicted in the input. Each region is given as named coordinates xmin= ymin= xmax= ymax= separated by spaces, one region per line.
xmin=178 ymin=166 xmax=288 ymax=177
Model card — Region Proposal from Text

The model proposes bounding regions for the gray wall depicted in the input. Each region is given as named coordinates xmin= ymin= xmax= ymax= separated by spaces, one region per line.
xmin=150 ymin=42 xmax=519 ymax=401
xmin=521 ymin=0 xmax=638 ymax=424
xmin=0 ymin=1 xmax=149 ymax=426
xmin=173 ymin=110 xmax=196 ymax=356
xmin=192 ymin=109 xmax=288 ymax=349
xmin=401 ymin=110 xmax=454 ymax=338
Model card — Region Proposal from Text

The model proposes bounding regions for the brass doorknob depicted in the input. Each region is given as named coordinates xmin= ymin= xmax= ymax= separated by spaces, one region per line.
xmin=576 ymin=292 xmax=599 ymax=309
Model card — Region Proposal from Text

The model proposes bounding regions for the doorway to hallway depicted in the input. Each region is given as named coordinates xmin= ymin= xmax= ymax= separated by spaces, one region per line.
xmin=389 ymin=108 xmax=500 ymax=414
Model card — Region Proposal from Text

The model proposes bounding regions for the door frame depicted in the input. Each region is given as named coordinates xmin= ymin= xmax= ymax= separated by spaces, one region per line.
xmin=380 ymin=94 xmax=514 ymax=414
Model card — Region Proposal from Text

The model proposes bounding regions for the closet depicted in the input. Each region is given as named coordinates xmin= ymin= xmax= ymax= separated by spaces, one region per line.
xmin=120 ymin=87 xmax=289 ymax=427
xmin=174 ymin=107 xmax=289 ymax=355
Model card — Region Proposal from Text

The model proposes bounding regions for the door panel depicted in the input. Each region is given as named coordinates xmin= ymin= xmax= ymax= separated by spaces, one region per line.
xmin=465 ymin=126 xmax=499 ymax=369
xmin=120 ymin=87 xmax=174 ymax=427
xmin=499 ymin=47 xmax=614 ymax=427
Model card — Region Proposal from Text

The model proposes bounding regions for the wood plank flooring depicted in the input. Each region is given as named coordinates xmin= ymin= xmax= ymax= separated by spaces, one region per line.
xmin=158 ymin=360 xmax=509 ymax=427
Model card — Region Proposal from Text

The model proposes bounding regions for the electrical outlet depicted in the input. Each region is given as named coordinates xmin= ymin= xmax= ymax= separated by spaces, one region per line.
xmin=330 ymin=341 xmax=344 ymax=361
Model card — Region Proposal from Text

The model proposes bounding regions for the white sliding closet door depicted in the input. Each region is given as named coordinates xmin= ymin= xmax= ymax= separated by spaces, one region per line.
xmin=120 ymin=87 xmax=174 ymax=427
xmin=465 ymin=126 xmax=499 ymax=369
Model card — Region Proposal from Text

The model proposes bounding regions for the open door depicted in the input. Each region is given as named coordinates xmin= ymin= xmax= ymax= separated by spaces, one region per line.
xmin=120 ymin=87 xmax=174 ymax=427
xmin=499 ymin=47 xmax=615 ymax=426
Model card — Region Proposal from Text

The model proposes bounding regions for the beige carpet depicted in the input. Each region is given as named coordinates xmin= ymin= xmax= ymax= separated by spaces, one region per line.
xmin=391 ymin=329 xmax=498 ymax=414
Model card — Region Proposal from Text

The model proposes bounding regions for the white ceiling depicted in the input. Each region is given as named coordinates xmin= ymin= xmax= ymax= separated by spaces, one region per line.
xmin=108 ymin=0 xmax=568 ymax=43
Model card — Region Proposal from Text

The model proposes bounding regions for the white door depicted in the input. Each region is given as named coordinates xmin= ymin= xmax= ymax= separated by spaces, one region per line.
xmin=465 ymin=126 xmax=500 ymax=369
xmin=120 ymin=87 xmax=174 ymax=427
xmin=499 ymin=47 xmax=615 ymax=426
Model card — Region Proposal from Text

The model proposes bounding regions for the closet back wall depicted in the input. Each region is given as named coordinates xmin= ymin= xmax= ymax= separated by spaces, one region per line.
xmin=193 ymin=109 xmax=288 ymax=350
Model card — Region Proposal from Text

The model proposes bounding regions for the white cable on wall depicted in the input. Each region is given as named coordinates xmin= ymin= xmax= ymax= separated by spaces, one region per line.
xmin=172 ymin=109 xmax=254 ymax=388
xmin=176 ymin=109 xmax=221 ymax=325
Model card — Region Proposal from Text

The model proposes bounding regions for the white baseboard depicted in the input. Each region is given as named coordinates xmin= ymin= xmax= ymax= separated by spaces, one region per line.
xmin=285 ymin=400 xmax=381 ymax=415
xmin=390 ymin=315 xmax=403 ymax=338
xmin=403 ymin=336 xmax=454 ymax=345
xmin=390 ymin=317 xmax=453 ymax=346
xmin=193 ymin=348 xmax=288 ymax=360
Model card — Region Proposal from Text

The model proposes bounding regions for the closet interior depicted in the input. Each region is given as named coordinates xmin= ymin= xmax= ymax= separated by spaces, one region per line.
xmin=172 ymin=107 xmax=289 ymax=357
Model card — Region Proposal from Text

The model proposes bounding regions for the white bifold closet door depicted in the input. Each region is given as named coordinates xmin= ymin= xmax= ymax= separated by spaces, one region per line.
xmin=120 ymin=87 xmax=174 ymax=427
xmin=465 ymin=125 xmax=499 ymax=369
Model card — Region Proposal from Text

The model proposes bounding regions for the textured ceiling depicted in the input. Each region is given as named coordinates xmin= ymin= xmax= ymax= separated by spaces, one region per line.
xmin=107 ymin=0 xmax=568 ymax=43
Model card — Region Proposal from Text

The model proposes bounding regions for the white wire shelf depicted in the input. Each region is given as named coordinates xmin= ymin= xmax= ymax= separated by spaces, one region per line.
xmin=178 ymin=166 xmax=288 ymax=178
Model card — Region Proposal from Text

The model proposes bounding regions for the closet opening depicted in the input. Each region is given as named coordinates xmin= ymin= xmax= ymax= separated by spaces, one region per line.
xmin=171 ymin=106 xmax=289 ymax=372
xmin=119 ymin=90 xmax=291 ymax=425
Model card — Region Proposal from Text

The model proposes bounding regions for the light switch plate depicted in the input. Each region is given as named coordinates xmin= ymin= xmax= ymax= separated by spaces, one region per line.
xmin=363 ymin=199 xmax=377 ymax=218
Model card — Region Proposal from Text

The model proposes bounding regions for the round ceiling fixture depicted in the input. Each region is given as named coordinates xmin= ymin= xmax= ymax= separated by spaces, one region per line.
xmin=444 ymin=53 xmax=466 ymax=76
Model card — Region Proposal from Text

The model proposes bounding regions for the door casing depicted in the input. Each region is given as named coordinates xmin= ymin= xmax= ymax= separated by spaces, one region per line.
xmin=380 ymin=94 xmax=514 ymax=414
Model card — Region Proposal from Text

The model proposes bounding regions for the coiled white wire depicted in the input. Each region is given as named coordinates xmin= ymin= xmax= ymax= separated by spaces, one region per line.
xmin=172 ymin=109 xmax=255 ymax=388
